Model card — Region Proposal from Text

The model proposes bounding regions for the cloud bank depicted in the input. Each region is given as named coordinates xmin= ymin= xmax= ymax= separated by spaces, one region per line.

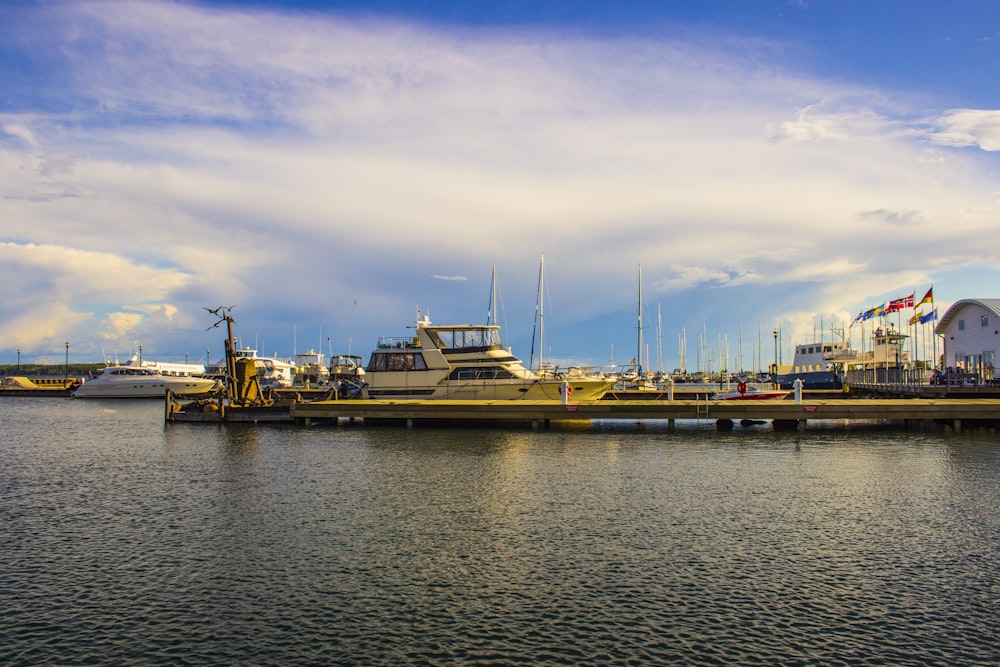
xmin=1 ymin=1 xmax=998 ymax=367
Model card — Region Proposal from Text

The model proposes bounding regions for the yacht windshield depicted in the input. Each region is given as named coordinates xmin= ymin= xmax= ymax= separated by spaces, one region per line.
xmin=432 ymin=327 xmax=501 ymax=350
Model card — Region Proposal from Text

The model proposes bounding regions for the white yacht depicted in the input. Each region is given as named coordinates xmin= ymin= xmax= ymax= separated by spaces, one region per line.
xmin=362 ymin=315 xmax=615 ymax=400
xmin=230 ymin=346 xmax=296 ymax=389
xmin=73 ymin=366 xmax=219 ymax=398
xmin=292 ymin=349 xmax=330 ymax=388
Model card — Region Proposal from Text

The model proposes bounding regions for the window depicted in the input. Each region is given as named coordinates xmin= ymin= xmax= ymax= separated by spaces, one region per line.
xmin=368 ymin=352 xmax=427 ymax=372
xmin=982 ymin=315 xmax=990 ymax=327
xmin=959 ymin=320 xmax=965 ymax=331
xmin=449 ymin=367 xmax=517 ymax=381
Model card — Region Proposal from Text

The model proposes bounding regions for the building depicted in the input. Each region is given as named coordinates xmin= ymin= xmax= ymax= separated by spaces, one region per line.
xmin=935 ymin=299 xmax=1000 ymax=380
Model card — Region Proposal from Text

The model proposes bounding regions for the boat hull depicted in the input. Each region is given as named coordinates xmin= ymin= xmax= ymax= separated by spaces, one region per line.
xmin=711 ymin=390 xmax=791 ymax=400
xmin=364 ymin=377 xmax=614 ymax=401
xmin=777 ymin=370 xmax=842 ymax=390
xmin=73 ymin=377 xmax=218 ymax=398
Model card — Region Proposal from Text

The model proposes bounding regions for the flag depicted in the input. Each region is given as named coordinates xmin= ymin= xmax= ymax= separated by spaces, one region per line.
xmin=919 ymin=309 xmax=937 ymax=325
xmin=908 ymin=313 xmax=919 ymax=325
xmin=917 ymin=286 xmax=933 ymax=306
xmin=887 ymin=294 xmax=915 ymax=313
xmin=849 ymin=311 xmax=863 ymax=328
xmin=873 ymin=303 xmax=886 ymax=318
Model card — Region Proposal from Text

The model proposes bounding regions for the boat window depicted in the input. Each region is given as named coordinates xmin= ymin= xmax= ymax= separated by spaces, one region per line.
xmin=433 ymin=327 xmax=501 ymax=350
xmin=367 ymin=352 xmax=427 ymax=372
xmin=448 ymin=367 xmax=517 ymax=381
xmin=982 ymin=315 xmax=989 ymax=327
xmin=959 ymin=320 xmax=965 ymax=331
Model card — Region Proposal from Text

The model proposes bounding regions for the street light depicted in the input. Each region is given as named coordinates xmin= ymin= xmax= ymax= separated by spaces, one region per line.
xmin=64 ymin=341 xmax=69 ymax=381
xmin=206 ymin=347 xmax=211 ymax=368
xmin=16 ymin=348 xmax=20 ymax=375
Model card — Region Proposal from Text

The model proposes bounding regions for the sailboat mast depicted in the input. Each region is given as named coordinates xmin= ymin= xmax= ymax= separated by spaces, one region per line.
xmin=657 ymin=303 xmax=663 ymax=374
xmin=488 ymin=264 xmax=496 ymax=326
xmin=539 ymin=254 xmax=544 ymax=373
xmin=637 ymin=264 xmax=643 ymax=375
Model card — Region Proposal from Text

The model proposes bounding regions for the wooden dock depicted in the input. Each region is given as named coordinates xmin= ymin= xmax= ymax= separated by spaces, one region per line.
xmin=289 ymin=397 xmax=1000 ymax=431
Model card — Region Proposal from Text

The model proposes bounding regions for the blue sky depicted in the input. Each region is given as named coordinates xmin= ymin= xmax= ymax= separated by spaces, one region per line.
xmin=2 ymin=0 xmax=999 ymax=371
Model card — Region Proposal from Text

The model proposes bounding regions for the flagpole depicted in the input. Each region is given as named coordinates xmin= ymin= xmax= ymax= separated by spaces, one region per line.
xmin=931 ymin=284 xmax=937 ymax=369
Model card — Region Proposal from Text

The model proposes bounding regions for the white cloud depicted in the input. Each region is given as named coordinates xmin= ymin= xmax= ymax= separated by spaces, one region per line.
xmin=929 ymin=109 xmax=1000 ymax=150
xmin=0 ymin=1 xmax=999 ymax=363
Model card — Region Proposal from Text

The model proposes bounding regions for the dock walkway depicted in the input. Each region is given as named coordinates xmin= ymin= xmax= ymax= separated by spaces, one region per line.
xmin=289 ymin=397 xmax=1000 ymax=432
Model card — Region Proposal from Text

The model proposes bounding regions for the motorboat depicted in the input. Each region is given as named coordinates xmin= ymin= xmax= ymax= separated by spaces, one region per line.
xmin=292 ymin=349 xmax=330 ymax=388
xmin=229 ymin=346 xmax=296 ymax=389
xmin=711 ymin=385 xmax=791 ymax=400
xmin=73 ymin=365 xmax=219 ymax=398
xmin=362 ymin=315 xmax=615 ymax=400
xmin=330 ymin=354 xmax=366 ymax=398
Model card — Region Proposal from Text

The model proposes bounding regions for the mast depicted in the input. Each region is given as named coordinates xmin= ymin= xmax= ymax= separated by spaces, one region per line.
xmin=636 ymin=264 xmax=643 ymax=375
xmin=529 ymin=254 xmax=545 ymax=372
xmin=539 ymin=254 xmax=544 ymax=373
xmin=487 ymin=264 xmax=497 ymax=326
xmin=657 ymin=303 xmax=663 ymax=374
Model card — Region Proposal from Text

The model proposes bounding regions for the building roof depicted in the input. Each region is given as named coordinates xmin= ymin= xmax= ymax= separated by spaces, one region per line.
xmin=936 ymin=299 xmax=1000 ymax=334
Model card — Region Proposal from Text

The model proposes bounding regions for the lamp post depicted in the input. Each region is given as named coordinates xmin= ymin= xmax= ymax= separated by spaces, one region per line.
xmin=16 ymin=348 xmax=20 ymax=375
xmin=772 ymin=329 xmax=778 ymax=389
xmin=185 ymin=352 xmax=189 ymax=364
xmin=206 ymin=347 xmax=211 ymax=368
xmin=64 ymin=341 xmax=69 ymax=381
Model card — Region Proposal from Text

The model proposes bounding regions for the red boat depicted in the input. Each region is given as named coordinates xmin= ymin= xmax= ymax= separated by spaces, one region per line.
xmin=711 ymin=382 xmax=791 ymax=401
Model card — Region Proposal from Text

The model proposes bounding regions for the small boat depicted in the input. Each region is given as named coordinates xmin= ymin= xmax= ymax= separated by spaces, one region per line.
xmin=711 ymin=381 xmax=790 ymax=401
xmin=292 ymin=349 xmax=330 ymax=388
xmin=362 ymin=314 xmax=615 ymax=400
xmin=229 ymin=346 xmax=296 ymax=389
xmin=73 ymin=365 xmax=219 ymax=398
xmin=329 ymin=354 xmax=366 ymax=398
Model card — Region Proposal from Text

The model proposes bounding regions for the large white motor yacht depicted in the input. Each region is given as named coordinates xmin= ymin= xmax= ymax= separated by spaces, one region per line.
xmin=362 ymin=315 xmax=614 ymax=400
xmin=73 ymin=366 xmax=219 ymax=398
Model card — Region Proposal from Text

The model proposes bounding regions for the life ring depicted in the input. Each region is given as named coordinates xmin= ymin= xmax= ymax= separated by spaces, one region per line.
xmin=559 ymin=384 xmax=574 ymax=395
xmin=737 ymin=381 xmax=748 ymax=395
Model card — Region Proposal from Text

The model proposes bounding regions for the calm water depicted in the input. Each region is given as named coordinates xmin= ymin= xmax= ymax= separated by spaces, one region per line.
xmin=2 ymin=398 xmax=999 ymax=666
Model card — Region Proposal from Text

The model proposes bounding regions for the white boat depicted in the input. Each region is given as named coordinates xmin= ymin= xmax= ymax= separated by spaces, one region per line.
xmin=230 ymin=346 xmax=296 ymax=389
xmin=292 ymin=349 xmax=330 ymax=388
xmin=73 ymin=365 xmax=219 ymax=398
xmin=330 ymin=354 xmax=366 ymax=398
xmin=362 ymin=314 xmax=615 ymax=400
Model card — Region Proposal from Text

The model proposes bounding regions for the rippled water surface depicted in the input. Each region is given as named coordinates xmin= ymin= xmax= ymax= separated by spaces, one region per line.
xmin=2 ymin=398 xmax=999 ymax=665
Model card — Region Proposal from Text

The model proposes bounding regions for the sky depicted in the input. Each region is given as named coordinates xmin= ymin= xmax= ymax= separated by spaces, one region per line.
xmin=2 ymin=0 xmax=999 ymax=372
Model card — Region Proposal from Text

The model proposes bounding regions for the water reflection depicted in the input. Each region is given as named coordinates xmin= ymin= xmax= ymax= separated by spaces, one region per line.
xmin=3 ymin=400 xmax=1000 ymax=665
